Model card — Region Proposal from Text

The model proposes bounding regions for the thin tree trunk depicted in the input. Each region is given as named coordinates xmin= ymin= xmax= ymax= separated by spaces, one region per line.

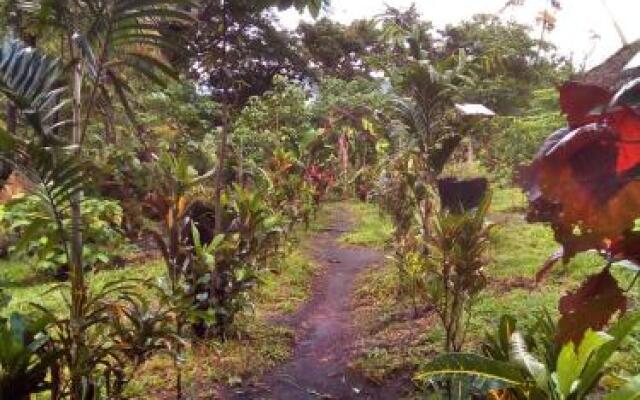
xmin=213 ymin=0 xmax=229 ymax=236
xmin=214 ymin=104 xmax=229 ymax=235
xmin=69 ymin=36 xmax=87 ymax=400
xmin=5 ymin=4 xmax=20 ymax=176
xmin=6 ymin=103 xmax=17 ymax=136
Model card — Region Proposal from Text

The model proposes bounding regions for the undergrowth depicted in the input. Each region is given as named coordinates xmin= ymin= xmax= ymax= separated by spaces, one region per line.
xmin=1 ymin=207 xmax=328 ymax=396
xmin=348 ymin=187 xmax=640 ymax=388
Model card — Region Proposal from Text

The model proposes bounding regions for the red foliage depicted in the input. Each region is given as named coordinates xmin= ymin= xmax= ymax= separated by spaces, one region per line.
xmin=559 ymin=82 xmax=611 ymax=128
xmin=523 ymin=80 xmax=640 ymax=341
xmin=304 ymin=164 xmax=335 ymax=204
xmin=522 ymin=80 xmax=640 ymax=263
xmin=556 ymin=268 xmax=627 ymax=344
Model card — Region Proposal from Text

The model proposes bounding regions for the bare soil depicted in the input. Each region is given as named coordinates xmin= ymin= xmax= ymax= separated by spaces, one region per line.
xmin=226 ymin=205 xmax=406 ymax=399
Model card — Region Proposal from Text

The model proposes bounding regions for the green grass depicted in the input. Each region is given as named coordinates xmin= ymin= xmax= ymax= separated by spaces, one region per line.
xmin=126 ymin=319 xmax=295 ymax=397
xmin=340 ymin=200 xmax=393 ymax=248
xmin=489 ymin=219 xmax=602 ymax=281
xmin=255 ymin=249 xmax=318 ymax=316
xmin=350 ymin=186 xmax=640 ymax=387
xmin=0 ymin=209 xmax=327 ymax=396
xmin=1 ymin=245 xmax=320 ymax=391
xmin=490 ymin=187 xmax=527 ymax=214
xmin=1 ymin=259 xmax=165 ymax=315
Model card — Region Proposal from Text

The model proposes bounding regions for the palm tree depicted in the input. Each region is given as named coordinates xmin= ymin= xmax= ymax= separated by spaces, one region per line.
xmin=379 ymin=15 xmax=473 ymax=254
xmin=0 ymin=1 xmax=192 ymax=397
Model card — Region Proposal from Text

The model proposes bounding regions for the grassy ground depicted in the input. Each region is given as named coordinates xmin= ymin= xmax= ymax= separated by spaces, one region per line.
xmin=129 ymin=242 xmax=324 ymax=396
xmin=340 ymin=200 xmax=394 ymax=248
xmin=346 ymin=189 xmax=640 ymax=391
xmin=0 ymin=206 xmax=332 ymax=398
xmin=1 ymin=258 xmax=166 ymax=315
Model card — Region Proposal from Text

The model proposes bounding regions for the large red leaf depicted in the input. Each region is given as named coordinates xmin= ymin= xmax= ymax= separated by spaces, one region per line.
xmin=522 ymin=101 xmax=640 ymax=262
xmin=559 ymin=81 xmax=611 ymax=128
xmin=524 ymin=79 xmax=640 ymax=347
xmin=609 ymin=107 xmax=640 ymax=173
xmin=557 ymin=268 xmax=627 ymax=344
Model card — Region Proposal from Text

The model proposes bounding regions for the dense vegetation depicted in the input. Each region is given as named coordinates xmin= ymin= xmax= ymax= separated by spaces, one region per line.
xmin=0 ymin=0 xmax=639 ymax=399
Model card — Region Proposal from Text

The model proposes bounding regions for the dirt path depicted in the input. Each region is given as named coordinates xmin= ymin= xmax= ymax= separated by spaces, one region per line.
xmin=227 ymin=205 xmax=403 ymax=399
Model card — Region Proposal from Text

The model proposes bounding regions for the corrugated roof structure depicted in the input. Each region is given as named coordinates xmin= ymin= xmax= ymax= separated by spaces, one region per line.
xmin=455 ymin=103 xmax=496 ymax=117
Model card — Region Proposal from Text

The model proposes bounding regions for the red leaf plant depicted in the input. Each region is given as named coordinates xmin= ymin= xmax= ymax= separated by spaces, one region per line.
xmin=556 ymin=268 xmax=627 ymax=344
xmin=304 ymin=164 xmax=335 ymax=205
xmin=521 ymin=79 xmax=640 ymax=264
xmin=520 ymin=78 xmax=640 ymax=343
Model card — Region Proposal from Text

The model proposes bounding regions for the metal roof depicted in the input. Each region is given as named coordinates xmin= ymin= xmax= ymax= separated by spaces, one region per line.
xmin=454 ymin=103 xmax=496 ymax=117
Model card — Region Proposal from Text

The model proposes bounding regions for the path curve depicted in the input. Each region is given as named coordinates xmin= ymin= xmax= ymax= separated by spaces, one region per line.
xmin=227 ymin=205 xmax=402 ymax=399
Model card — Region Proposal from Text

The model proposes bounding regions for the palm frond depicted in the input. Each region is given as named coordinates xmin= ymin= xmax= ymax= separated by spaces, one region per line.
xmin=416 ymin=353 xmax=529 ymax=392
xmin=0 ymin=132 xmax=86 ymax=258
xmin=0 ymin=37 xmax=68 ymax=139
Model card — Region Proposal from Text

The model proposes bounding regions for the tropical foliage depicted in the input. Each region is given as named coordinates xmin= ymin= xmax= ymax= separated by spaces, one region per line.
xmin=0 ymin=0 xmax=638 ymax=398
xmin=417 ymin=312 xmax=640 ymax=400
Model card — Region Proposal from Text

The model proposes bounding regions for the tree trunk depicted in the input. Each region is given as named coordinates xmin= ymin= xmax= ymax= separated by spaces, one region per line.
xmin=2 ymin=5 xmax=21 ymax=182
xmin=6 ymin=102 xmax=17 ymax=136
xmin=214 ymin=0 xmax=229 ymax=236
xmin=69 ymin=37 xmax=87 ymax=400
xmin=214 ymin=104 xmax=229 ymax=236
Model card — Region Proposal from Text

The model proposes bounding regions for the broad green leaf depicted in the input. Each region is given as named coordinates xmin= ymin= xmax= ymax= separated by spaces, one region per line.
xmin=555 ymin=341 xmax=580 ymax=397
xmin=554 ymin=329 xmax=612 ymax=398
xmin=579 ymin=312 xmax=640 ymax=398
xmin=577 ymin=330 xmax=613 ymax=370
xmin=416 ymin=353 xmax=528 ymax=392
xmin=554 ymin=329 xmax=613 ymax=397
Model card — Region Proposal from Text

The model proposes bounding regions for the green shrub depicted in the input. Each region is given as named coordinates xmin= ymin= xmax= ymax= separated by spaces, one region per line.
xmin=0 ymin=196 xmax=128 ymax=272
xmin=481 ymin=89 xmax=564 ymax=184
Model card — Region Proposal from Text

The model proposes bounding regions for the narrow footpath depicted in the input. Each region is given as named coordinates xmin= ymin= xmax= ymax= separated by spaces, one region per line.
xmin=228 ymin=205 xmax=403 ymax=399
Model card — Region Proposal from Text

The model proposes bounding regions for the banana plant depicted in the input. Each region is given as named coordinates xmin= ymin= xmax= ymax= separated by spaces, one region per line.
xmin=416 ymin=312 xmax=640 ymax=399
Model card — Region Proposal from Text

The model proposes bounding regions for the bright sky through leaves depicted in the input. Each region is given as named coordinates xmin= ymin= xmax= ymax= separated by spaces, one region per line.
xmin=279 ymin=0 xmax=639 ymax=68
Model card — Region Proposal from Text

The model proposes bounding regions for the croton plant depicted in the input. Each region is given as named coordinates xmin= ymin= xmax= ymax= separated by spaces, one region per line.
xmin=521 ymin=77 xmax=640 ymax=343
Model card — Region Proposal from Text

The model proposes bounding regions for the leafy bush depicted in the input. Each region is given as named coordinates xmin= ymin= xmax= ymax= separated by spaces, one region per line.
xmin=189 ymin=185 xmax=287 ymax=339
xmin=0 ymin=195 xmax=128 ymax=272
xmin=425 ymin=195 xmax=492 ymax=352
xmin=416 ymin=312 xmax=640 ymax=399
xmin=481 ymin=88 xmax=564 ymax=183
xmin=232 ymin=75 xmax=314 ymax=165
xmin=0 ymin=310 xmax=60 ymax=400
xmin=33 ymin=279 xmax=183 ymax=398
